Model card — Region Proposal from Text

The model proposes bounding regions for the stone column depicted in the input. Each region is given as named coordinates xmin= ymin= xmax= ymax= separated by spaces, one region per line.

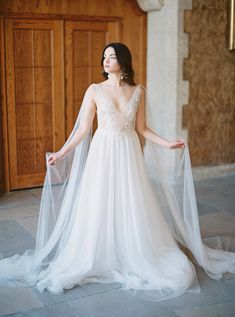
xmin=136 ymin=0 xmax=192 ymax=170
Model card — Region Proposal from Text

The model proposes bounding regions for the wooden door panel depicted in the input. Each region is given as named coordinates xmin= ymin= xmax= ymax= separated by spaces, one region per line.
xmin=14 ymin=29 xmax=33 ymax=66
xmin=5 ymin=19 xmax=65 ymax=189
xmin=34 ymin=30 xmax=52 ymax=66
xmin=65 ymin=20 xmax=121 ymax=136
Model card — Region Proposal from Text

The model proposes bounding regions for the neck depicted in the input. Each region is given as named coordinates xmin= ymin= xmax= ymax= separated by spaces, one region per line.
xmin=106 ymin=73 xmax=123 ymax=87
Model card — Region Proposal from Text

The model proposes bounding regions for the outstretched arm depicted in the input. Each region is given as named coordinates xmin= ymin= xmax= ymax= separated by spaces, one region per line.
xmin=48 ymin=84 xmax=96 ymax=165
xmin=136 ymin=87 xmax=185 ymax=149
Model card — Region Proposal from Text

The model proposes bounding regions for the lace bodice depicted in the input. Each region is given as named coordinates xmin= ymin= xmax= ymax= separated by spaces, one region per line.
xmin=94 ymin=84 xmax=141 ymax=133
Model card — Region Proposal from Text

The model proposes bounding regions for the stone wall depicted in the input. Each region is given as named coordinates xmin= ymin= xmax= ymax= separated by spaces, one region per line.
xmin=183 ymin=0 xmax=235 ymax=166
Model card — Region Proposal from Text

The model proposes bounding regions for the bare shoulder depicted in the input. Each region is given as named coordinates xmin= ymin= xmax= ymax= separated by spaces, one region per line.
xmin=95 ymin=81 xmax=107 ymax=88
xmin=138 ymin=84 xmax=146 ymax=97
xmin=138 ymin=84 xmax=146 ymax=92
xmin=83 ymin=83 xmax=97 ymax=99
xmin=86 ymin=83 xmax=97 ymax=91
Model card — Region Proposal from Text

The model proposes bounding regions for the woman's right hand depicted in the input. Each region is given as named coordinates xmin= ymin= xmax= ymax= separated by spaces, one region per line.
xmin=47 ymin=151 xmax=63 ymax=166
xmin=167 ymin=139 xmax=185 ymax=149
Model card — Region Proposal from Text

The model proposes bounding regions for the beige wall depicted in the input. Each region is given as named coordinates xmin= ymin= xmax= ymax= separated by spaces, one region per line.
xmin=183 ymin=0 xmax=235 ymax=166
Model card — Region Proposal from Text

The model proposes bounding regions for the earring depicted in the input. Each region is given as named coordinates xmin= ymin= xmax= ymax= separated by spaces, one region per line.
xmin=120 ymin=72 xmax=124 ymax=80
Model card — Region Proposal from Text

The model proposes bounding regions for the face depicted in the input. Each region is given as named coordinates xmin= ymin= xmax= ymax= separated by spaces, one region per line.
xmin=103 ymin=46 xmax=121 ymax=75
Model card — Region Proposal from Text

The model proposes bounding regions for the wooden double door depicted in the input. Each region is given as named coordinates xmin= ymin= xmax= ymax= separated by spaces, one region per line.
xmin=3 ymin=18 xmax=120 ymax=190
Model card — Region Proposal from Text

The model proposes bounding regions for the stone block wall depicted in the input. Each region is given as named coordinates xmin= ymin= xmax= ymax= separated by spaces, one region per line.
xmin=183 ymin=0 xmax=235 ymax=166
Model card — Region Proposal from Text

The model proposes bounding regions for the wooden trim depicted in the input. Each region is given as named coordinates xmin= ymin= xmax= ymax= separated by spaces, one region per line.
xmin=64 ymin=21 xmax=73 ymax=137
xmin=107 ymin=20 xmax=122 ymax=42
xmin=53 ymin=19 xmax=65 ymax=150
xmin=5 ymin=18 xmax=17 ymax=189
xmin=0 ymin=17 xmax=10 ymax=191
xmin=0 ymin=12 xmax=123 ymax=23
xmin=11 ymin=173 xmax=46 ymax=190
xmin=6 ymin=18 xmax=62 ymax=29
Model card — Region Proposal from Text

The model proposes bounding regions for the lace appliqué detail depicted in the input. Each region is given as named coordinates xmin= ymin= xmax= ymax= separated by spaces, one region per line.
xmin=95 ymin=85 xmax=141 ymax=135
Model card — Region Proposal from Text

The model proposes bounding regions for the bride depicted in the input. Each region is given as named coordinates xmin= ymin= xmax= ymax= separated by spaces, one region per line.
xmin=0 ymin=42 xmax=234 ymax=301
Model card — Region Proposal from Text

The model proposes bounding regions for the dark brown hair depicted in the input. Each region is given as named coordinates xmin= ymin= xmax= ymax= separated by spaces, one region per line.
xmin=101 ymin=42 xmax=135 ymax=86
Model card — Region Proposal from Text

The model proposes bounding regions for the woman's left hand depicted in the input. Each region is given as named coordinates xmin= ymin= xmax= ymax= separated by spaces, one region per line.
xmin=168 ymin=139 xmax=186 ymax=149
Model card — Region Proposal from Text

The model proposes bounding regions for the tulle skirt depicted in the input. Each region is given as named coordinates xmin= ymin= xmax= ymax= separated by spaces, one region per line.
xmin=31 ymin=128 xmax=197 ymax=298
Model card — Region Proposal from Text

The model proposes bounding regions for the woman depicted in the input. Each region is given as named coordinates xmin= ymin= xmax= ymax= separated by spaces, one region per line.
xmin=0 ymin=43 xmax=234 ymax=301
xmin=48 ymin=44 xmax=185 ymax=165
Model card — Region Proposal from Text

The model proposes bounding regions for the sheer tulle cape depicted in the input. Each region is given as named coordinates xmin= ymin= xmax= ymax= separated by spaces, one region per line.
xmin=144 ymin=85 xmax=235 ymax=282
xmin=0 ymin=84 xmax=234 ymax=300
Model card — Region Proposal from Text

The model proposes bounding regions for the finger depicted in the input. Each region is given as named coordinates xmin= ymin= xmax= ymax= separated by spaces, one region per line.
xmin=48 ymin=158 xmax=55 ymax=165
xmin=48 ymin=158 xmax=53 ymax=164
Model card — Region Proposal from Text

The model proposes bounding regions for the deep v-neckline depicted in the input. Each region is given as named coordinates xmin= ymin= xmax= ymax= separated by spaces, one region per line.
xmin=96 ymin=84 xmax=139 ymax=114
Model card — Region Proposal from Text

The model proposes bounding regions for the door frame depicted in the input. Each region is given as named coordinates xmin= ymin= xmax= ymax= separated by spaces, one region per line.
xmin=0 ymin=13 xmax=123 ymax=192
xmin=0 ymin=16 xmax=10 ymax=192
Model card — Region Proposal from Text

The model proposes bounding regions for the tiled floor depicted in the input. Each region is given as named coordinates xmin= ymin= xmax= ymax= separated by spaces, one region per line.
xmin=0 ymin=175 xmax=235 ymax=316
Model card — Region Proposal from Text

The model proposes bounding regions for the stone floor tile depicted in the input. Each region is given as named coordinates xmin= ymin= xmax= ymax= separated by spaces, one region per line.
xmin=3 ymin=302 xmax=81 ymax=317
xmin=222 ymin=273 xmax=235 ymax=299
xmin=0 ymin=220 xmax=35 ymax=257
xmin=0 ymin=286 xmax=43 ymax=316
xmin=0 ymin=191 xmax=40 ymax=210
xmin=223 ymin=272 xmax=235 ymax=286
xmin=175 ymin=300 xmax=235 ymax=317
xmin=161 ymin=267 xmax=235 ymax=312
xmin=194 ymin=185 xmax=217 ymax=197
xmin=199 ymin=211 xmax=235 ymax=238
xmin=26 ymin=188 xmax=43 ymax=201
xmin=34 ymin=282 xmax=122 ymax=306
xmin=17 ymin=216 xmax=39 ymax=238
xmin=197 ymin=201 xmax=221 ymax=215
xmin=195 ymin=174 xmax=235 ymax=188
xmin=196 ymin=191 xmax=234 ymax=214
xmin=69 ymin=289 xmax=178 ymax=317
xmin=214 ymin=184 xmax=235 ymax=197
xmin=0 ymin=206 xmax=39 ymax=222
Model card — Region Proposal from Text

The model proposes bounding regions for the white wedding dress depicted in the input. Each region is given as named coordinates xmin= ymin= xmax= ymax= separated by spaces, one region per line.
xmin=0 ymin=83 xmax=234 ymax=301
xmin=36 ymin=83 xmax=196 ymax=296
